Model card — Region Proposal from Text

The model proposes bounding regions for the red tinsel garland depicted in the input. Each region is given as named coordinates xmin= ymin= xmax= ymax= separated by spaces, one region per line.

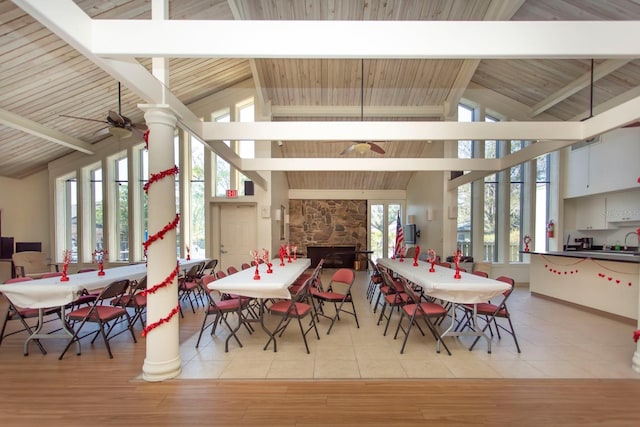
xmin=143 ymin=166 xmax=179 ymax=193
xmin=142 ymin=214 xmax=180 ymax=252
xmin=141 ymin=263 xmax=179 ymax=297
xmin=634 ymin=330 xmax=640 ymax=343
xmin=141 ymin=127 xmax=181 ymax=338
xmin=142 ymin=305 xmax=180 ymax=337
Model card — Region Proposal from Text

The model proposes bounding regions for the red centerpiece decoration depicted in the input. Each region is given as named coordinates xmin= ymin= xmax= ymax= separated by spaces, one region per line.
xmin=186 ymin=245 xmax=191 ymax=260
xmin=413 ymin=245 xmax=421 ymax=267
xmin=426 ymin=249 xmax=436 ymax=272
xmin=398 ymin=244 xmax=406 ymax=262
xmin=453 ymin=249 xmax=462 ymax=279
xmin=60 ymin=249 xmax=71 ymax=281
xmin=250 ymin=250 xmax=260 ymax=280
xmin=262 ymin=248 xmax=272 ymax=273
xmin=523 ymin=235 xmax=532 ymax=252
xmin=279 ymin=245 xmax=285 ymax=266
xmin=291 ymin=244 xmax=298 ymax=261
xmin=92 ymin=249 xmax=108 ymax=276
xmin=286 ymin=243 xmax=292 ymax=263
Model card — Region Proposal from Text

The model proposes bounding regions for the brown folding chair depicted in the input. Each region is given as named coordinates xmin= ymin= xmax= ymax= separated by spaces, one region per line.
xmin=111 ymin=276 xmax=147 ymax=329
xmin=59 ymin=279 xmax=137 ymax=359
xmin=376 ymin=270 xmax=410 ymax=336
xmin=178 ymin=262 xmax=205 ymax=313
xmin=264 ymin=276 xmax=320 ymax=354
xmin=393 ymin=277 xmax=451 ymax=355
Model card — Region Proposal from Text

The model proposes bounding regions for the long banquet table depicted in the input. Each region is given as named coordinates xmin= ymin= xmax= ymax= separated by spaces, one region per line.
xmin=0 ymin=258 xmax=206 ymax=355
xmin=206 ymin=258 xmax=311 ymax=351
xmin=376 ymin=257 xmax=510 ymax=352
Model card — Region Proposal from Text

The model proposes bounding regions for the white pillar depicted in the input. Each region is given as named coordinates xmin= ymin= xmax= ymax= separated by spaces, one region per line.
xmin=140 ymin=105 xmax=181 ymax=382
xmin=633 ymin=265 xmax=640 ymax=373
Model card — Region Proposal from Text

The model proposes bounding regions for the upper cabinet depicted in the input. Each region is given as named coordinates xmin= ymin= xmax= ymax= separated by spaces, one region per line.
xmin=606 ymin=190 xmax=640 ymax=224
xmin=564 ymin=128 xmax=640 ymax=198
xmin=576 ymin=197 xmax=607 ymax=230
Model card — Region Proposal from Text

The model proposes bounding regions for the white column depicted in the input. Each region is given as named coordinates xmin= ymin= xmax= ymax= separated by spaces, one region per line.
xmin=633 ymin=265 xmax=640 ymax=373
xmin=139 ymin=104 xmax=181 ymax=382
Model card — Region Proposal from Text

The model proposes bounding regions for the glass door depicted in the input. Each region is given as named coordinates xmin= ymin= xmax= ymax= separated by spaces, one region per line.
xmin=369 ymin=202 xmax=402 ymax=260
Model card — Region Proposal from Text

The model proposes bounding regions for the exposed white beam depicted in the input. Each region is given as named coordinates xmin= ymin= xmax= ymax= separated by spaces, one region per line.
xmin=12 ymin=0 xmax=267 ymax=190
xmin=241 ymin=158 xmax=501 ymax=172
xmin=88 ymin=20 xmax=640 ymax=59
xmin=529 ymin=59 xmax=631 ymax=117
xmin=270 ymin=105 xmax=444 ymax=118
xmin=0 ymin=108 xmax=95 ymax=154
xmin=203 ymin=121 xmax=586 ymax=142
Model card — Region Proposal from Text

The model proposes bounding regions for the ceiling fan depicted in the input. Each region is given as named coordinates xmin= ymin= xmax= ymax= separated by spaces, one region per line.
xmin=60 ymin=82 xmax=147 ymax=139
xmin=340 ymin=59 xmax=386 ymax=155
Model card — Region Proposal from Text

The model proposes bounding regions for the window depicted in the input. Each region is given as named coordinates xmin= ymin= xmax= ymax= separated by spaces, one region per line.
xmin=59 ymin=174 xmax=77 ymax=262
xmin=535 ymin=154 xmax=551 ymax=251
xmin=90 ymin=166 xmax=103 ymax=254
xmin=369 ymin=203 xmax=402 ymax=260
xmin=190 ymin=135 xmax=205 ymax=257
xmin=457 ymin=104 xmax=474 ymax=255
xmin=139 ymin=147 xmax=149 ymax=253
xmin=115 ymin=157 xmax=129 ymax=262
xmin=509 ymin=141 xmax=525 ymax=262
xmin=483 ymin=116 xmax=498 ymax=261
xmin=214 ymin=112 xmax=231 ymax=197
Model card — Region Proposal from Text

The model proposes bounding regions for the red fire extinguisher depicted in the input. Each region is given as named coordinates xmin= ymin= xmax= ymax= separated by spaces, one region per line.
xmin=547 ymin=220 xmax=555 ymax=238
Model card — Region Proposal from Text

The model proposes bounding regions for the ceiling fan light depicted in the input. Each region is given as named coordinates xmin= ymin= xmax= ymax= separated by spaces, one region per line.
xmin=109 ymin=127 xmax=132 ymax=139
xmin=354 ymin=143 xmax=370 ymax=154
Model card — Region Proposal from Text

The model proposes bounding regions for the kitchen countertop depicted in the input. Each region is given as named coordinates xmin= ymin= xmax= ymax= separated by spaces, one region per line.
xmin=523 ymin=250 xmax=640 ymax=263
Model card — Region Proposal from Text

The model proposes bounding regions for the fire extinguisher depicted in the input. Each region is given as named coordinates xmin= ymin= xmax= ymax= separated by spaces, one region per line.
xmin=547 ymin=220 xmax=555 ymax=238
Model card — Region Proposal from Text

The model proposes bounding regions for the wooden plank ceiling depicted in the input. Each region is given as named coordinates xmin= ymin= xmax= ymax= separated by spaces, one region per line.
xmin=1 ymin=0 xmax=640 ymax=191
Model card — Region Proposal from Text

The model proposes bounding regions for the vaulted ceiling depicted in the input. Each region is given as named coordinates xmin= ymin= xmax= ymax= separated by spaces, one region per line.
xmin=2 ymin=0 xmax=640 ymax=191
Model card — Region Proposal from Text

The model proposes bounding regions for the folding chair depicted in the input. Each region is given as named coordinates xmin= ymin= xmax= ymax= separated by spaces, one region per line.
xmin=0 ymin=277 xmax=58 ymax=355
xmin=111 ymin=276 xmax=147 ymax=329
xmin=195 ymin=276 xmax=254 ymax=352
xmin=376 ymin=270 xmax=409 ymax=336
xmin=264 ymin=276 xmax=320 ymax=354
xmin=311 ymin=268 xmax=358 ymax=334
xmin=465 ymin=276 xmax=521 ymax=353
xmin=59 ymin=279 xmax=137 ymax=359
xmin=393 ymin=277 xmax=451 ymax=355
xmin=178 ymin=262 xmax=205 ymax=313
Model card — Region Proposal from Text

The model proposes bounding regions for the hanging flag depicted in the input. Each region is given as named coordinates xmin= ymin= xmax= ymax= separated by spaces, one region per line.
xmin=393 ymin=213 xmax=404 ymax=257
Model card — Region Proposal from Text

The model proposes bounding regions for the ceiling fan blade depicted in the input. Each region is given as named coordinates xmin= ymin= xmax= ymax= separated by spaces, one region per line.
xmin=108 ymin=110 xmax=126 ymax=126
xmin=94 ymin=126 xmax=112 ymax=137
xmin=340 ymin=144 xmax=356 ymax=155
xmin=368 ymin=142 xmax=386 ymax=154
xmin=132 ymin=122 xmax=148 ymax=131
xmin=60 ymin=114 xmax=109 ymax=124
xmin=623 ymin=121 xmax=640 ymax=128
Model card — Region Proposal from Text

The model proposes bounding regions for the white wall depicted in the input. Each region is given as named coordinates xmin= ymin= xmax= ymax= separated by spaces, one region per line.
xmin=405 ymin=171 xmax=445 ymax=255
xmin=0 ymin=171 xmax=50 ymax=282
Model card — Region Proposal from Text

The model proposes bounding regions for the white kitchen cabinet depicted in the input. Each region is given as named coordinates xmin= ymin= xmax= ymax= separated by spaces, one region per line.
xmin=576 ymin=197 xmax=607 ymax=230
xmin=606 ymin=190 xmax=640 ymax=223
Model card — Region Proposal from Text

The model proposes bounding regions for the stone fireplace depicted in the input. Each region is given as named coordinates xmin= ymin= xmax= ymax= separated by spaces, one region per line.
xmin=289 ymin=199 xmax=367 ymax=265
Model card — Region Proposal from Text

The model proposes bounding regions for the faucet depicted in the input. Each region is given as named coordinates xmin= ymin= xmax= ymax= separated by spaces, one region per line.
xmin=623 ymin=231 xmax=638 ymax=250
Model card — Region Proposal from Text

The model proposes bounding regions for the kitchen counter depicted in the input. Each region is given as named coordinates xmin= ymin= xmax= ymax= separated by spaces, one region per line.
xmin=527 ymin=252 xmax=639 ymax=321
xmin=524 ymin=250 xmax=640 ymax=263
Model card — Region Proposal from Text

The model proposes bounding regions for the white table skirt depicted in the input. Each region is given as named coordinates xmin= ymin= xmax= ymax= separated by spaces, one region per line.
xmin=376 ymin=258 xmax=510 ymax=303
xmin=207 ymin=258 xmax=311 ymax=299
xmin=0 ymin=258 xmax=207 ymax=309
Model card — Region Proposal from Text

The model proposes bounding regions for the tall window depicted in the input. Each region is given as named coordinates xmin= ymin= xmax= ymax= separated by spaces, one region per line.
xmin=115 ymin=157 xmax=129 ymax=261
xmin=457 ymin=104 xmax=474 ymax=255
xmin=214 ymin=112 xmax=231 ymax=197
xmin=190 ymin=135 xmax=205 ymax=257
xmin=483 ymin=116 xmax=498 ymax=261
xmin=510 ymin=141 xmax=525 ymax=261
xmin=90 ymin=166 xmax=103 ymax=253
xmin=237 ymin=102 xmax=255 ymax=195
xmin=60 ymin=174 xmax=77 ymax=262
xmin=535 ymin=154 xmax=551 ymax=251
xmin=139 ymin=147 xmax=149 ymax=253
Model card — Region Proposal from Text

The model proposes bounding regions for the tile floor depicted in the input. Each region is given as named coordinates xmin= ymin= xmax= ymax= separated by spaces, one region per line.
xmin=178 ymin=269 xmax=640 ymax=380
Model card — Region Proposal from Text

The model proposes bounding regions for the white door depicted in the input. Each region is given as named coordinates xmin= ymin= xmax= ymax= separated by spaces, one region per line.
xmin=219 ymin=204 xmax=257 ymax=272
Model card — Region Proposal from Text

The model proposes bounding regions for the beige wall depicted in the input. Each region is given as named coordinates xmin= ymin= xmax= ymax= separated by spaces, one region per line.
xmin=0 ymin=170 xmax=50 ymax=282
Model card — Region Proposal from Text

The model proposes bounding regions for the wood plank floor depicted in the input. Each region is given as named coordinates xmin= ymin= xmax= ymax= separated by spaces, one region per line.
xmin=2 ymin=283 xmax=640 ymax=425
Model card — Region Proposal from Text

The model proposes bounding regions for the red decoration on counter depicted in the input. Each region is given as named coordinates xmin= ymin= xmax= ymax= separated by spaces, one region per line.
xmin=413 ymin=246 xmax=420 ymax=267
xmin=453 ymin=249 xmax=462 ymax=279
xmin=60 ymin=249 xmax=71 ymax=281
xmin=426 ymin=249 xmax=436 ymax=272
xmin=523 ymin=235 xmax=532 ymax=252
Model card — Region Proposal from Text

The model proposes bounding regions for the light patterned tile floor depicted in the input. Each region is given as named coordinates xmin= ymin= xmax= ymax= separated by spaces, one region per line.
xmin=178 ymin=269 xmax=640 ymax=380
